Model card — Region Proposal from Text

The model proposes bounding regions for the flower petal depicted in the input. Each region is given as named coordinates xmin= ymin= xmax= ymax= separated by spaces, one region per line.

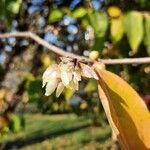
xmin=80 ymin=63 xmax=98 ymax=80
xmin=91 ymin=69 xmax=99 ymax=80
xmin=68 ymin=80 xmax=79 ymax=90
xmin=73 ymin=71 xmax=81 ymax=82
xmin=42 ymin=64 xmax=59 ymax=87
xmin=56 ymin=82 xmax=64 ymax=97
xmin=61 ymin=71 xmax=72 ymax=86
xmin=45 ymin=77 xmax=58 ymax=96
xmin=80 ymin=63 xmax=93 ymax=78
xmin=60 ymin=64 xmax=72 ymax=86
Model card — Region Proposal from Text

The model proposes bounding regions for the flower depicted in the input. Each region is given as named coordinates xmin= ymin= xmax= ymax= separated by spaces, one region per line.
xmin=42 ymin=57 xmax=99 ymax=97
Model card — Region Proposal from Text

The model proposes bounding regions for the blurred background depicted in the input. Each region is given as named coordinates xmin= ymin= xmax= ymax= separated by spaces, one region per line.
xmin=0 ymin=0 xmax=150 ymax=149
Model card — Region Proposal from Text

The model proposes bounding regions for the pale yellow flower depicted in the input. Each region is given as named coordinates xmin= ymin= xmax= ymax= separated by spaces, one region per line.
xmin=42 ymin=57 xmax=99 ymax=97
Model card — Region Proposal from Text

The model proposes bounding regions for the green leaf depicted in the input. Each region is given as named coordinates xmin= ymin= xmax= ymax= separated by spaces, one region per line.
xmin=93 ymin=36 xmax=105 ymax=52
xmin=144 ymin=14 xmax=150 ymax=56
xmin=110 ymin=17 xmax=124 ymax=43
xmin=88 ymin=10 xmax=108 ymax=51
xmin=49 ymin=8 xmax=63 ymax=23
xmin=26 ymin=79 xmax=42 ymax=102
xmin=71 ymin=7 xmax=87 ymax=19
xmin=0 ymin=0 xmax=22 ymax=24
xmin=123 ymin=11 xmax=144 ymax=53
xmin=6 ymin=0 xmax=22 ymax=15
xmin=85 ymin=79 xmax=97 ymax=92
xmin=94 ymin=63 xmax=150 ymax=150
xmin=9 ymin=114 xmax=22 ymax=133
xmin=88 ymin=10 xmax=108 ymax=37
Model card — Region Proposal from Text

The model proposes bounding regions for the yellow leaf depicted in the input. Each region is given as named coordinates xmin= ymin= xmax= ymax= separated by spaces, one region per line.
xmin=107 ymin=6 xmax=122 ymax=18
xmin=94 ymin=63 xmax=150 ymax=150
xmin=110 ymin=17 xmax=124 ymax=43
xmin=63 ymin=88 xmax=75 ymax=101
xmin=41 ymin=54 xmax=51 ymax=67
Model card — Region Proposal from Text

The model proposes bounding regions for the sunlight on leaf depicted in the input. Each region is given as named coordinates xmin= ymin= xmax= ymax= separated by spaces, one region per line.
xmin=94 ymin=63 xmax=150 ymax=150
xmin=71 ymin=7 xmax=87 ymax=19
xmin=110 ymin=17 xmax=124 ymax=43
xmin=124 ymin=11 xmax=144 ymax=54
xmin=49 ymin=8 xmax=63 ymax=23
xmin=144 ymin=13 xmax=150 ymax=56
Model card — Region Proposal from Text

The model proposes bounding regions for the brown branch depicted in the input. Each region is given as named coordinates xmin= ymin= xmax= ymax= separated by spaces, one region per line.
xmin=1 ymin=32 xmax=150 ymax=65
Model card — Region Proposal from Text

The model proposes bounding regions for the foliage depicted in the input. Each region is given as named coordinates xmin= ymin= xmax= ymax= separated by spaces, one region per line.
xmin=0 ymin=0 xmax=150 ymax=148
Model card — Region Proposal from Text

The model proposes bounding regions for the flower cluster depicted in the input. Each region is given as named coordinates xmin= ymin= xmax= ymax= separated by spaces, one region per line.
xmin=42 ymin=57 xmax=98 ymax=97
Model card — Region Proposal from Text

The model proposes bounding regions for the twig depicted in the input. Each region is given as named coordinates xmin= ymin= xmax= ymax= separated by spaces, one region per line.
xmin=101 ymin=58 xmax=150 ymax=65
xmin=1 ymin=32 xmax=150 ymax=65
xmin=0 ymin=32 xmax=91 ymax=62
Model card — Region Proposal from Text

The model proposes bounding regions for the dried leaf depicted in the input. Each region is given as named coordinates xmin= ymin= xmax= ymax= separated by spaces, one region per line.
xmin=94 ymin=63 xmax=150 ymax=150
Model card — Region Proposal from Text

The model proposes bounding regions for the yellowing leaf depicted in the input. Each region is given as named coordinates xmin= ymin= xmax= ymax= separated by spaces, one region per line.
xmin=144 ymin=14 xmax=150 ymax=56
xmin=110 ymin=17 xmax=124 ymax=43
xmin=63 ymin=88 xmax=75 ymax=101
xmin=107 ymin=6 xmax=122 ymax=18
xmin=124 ymin=11 xmax=144 ymax=53
xmin=71 ymin=7 xmax=87 ymax=19
xmin=94 ymin=63 xmax=150 ymax=150
xmin=41 ymin=54 xmax=51 ymax=67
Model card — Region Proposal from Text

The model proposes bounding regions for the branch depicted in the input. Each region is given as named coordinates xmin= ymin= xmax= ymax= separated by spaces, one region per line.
xmin=1 ymin=32 xmax=150 ymax=65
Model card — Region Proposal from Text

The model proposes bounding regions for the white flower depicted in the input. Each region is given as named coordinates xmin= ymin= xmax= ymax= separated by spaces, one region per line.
xmin=56 ymin=82 xmax=64 ymax=97
xmin=60 ymin=63 xmax=73 ymax=86
xmin=42 ymin=64 xmax=59 ymax=88
xmin=42 ymin=57 xmax=99 ymax=97
xmin=45 ymin=76 xmax=58 ymax=96
xmin=42 ymin=64 xmax=61 ymax=96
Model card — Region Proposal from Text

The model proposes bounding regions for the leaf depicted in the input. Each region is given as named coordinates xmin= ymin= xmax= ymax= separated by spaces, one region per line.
xmin=26 ymin=79 xmax=42 ymax=102
xmin=123 ymin=11 xmax=144 ymax=53
xmin=94 ymin=63 xmax=150 ymax=150
xmin=0 ymin=0 xmax=22 ymax=24
xmin=63 ymin=88 xmax=75 ymax=101
xmin=107 ymin=6 xmax=122 ymax=18
xmin=85 ymin=79 xmax=97 ymax=92
xmin=88 ymin=10 xmax=108 ymax=51
xmin=110 ymin=17 xmax=124 ymax=43
xmin=144 ymin=14 xmax=150 ymax=56
xmin=9 ymin=114 xmax=22 ymax=132
xmin=6 ymin=0 xmax=22 ymax=15
xmin=88 ymin=10 xmax=108 ymax=37
xmin=49 ymin=8 xmax=63 ymax=23
xmin=71 ymin=7 xmax=87 ymax=19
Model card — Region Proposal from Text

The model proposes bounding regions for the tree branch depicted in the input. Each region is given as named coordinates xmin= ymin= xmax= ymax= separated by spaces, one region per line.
xmin=1 ymin=32 xmax=150 ymax=65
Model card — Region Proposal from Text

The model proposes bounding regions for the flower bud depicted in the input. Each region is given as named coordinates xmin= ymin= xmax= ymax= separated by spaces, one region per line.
xmin=89 ymin=51 xmax=99 ymax=60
